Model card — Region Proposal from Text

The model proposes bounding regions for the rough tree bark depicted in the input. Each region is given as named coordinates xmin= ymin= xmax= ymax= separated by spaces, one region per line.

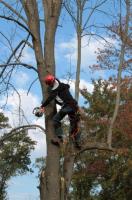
xmin=39 ymin=169 xmax=46 ymax=200
xmin=22 ymin=0 xmax=63 ymax=199
xmin=42 ymin=1 xmax=63 ymax=199
xmin=63 ymin=144 xmax=75 ymax=200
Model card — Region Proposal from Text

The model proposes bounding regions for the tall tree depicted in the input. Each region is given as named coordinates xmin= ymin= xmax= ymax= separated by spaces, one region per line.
xmin=107 ymin=0 xmax=131 ymax=148
xmin=91 ymin=0 xmax=131 ymax=148
xmin=0 ymin=0 xmax=62 ymax=199
xmin=64 ymin=0 xmax=109 ymax=102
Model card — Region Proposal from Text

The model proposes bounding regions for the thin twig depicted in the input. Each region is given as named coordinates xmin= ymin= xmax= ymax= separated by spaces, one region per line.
xmin=0 ymin=0 xmax=28 ymax=24
xmin=0 ymin=63 xmax=38 ymax=73
xmin=27 ymin=77 xmax=38 ymax=95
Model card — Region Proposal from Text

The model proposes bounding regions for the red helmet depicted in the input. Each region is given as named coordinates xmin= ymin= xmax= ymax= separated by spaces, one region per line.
xmin=44 ymin=75 xmax=55 ymax=85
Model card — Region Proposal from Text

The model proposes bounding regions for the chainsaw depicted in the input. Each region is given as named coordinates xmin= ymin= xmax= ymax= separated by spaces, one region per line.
xmin=33 ymin=107 xmax=44 ymax=117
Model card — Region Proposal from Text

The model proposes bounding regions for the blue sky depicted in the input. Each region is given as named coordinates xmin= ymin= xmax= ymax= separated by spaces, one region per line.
xmin=0 ymin=0 xmax=128 ymax=199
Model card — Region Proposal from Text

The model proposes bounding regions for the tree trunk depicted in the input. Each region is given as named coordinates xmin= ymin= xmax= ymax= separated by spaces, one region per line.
xmin=23 ymin=0 xmax=63 ymax=199
xmin=75 ymin=32 xmax=81 ymax=102
xmin=39 ymin=169 xmax=46 ymax=200
xmin=42 ymin=1 xmax=62 ymax=199
xmin=107 ymin=0 xmax=130 ymax=148
xmin=75 ymin=0 xmax=82 ymax=102
xmin=21 ymin=0 xmax=45 ymax=91
xmin=63 ymin=144 xmax=75 ymax=200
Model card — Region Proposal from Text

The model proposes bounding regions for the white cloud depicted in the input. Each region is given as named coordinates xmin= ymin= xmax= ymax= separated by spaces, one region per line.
xmin=2 ymin=90 xmax=46 ymax=199
xmin=61 ymin=78 xmax=94 ymax=94
xmin=19 ymin=46 xmax=35 ymax=65
xmin=30 ymin=117 xmax=46 ymax=157
xmin=4 ymin=44 xmax=35 ymax=72
xmin=29 ymin=129 xmax=46 ymax=158
xmin=1 ymin=89 xmax=40 ymax=125
xmin=58 ymin=35 xmax=115 ymax=68
xmin=79 ymin=79 xmax=94 ymax=93
xmin=0 ymin=89 xmax=46 ymax=156
xmin=14 ymin=71 xmax=30 ymax=87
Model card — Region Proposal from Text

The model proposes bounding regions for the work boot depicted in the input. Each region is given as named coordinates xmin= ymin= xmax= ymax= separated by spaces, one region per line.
xmin=74 ymin=141 xmax=81 ymax=150
xmin=71 ymin=131 xmax=81 ymax=149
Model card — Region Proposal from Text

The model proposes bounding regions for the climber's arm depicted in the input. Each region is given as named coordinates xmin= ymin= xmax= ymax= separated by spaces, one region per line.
xmin=41 ymin=90 xmax=57 ymax=108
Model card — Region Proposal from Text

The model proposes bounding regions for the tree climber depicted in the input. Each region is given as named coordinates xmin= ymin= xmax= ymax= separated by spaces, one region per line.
xmin=39 ymin=74 xmax=81 ymax=148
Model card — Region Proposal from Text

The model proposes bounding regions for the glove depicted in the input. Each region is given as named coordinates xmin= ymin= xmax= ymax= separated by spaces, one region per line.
xmin=40 ymin=107 xmax=45 ymax=113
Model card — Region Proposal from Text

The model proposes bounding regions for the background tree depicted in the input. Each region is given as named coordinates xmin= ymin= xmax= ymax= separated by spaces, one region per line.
xmin=91 ymin=0 xmax=131 ymax=147
xmin=64 ymin=0 xmax=109 ymax=102
xmin=71 ymin=77 xmax=132 ymax=200
xmin=0 ymin=112 xmax=35 ymax=199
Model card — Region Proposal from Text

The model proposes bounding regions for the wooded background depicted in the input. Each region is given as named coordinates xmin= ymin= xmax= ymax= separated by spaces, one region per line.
xmin=0 ymin=0 xmax=131 ymax=200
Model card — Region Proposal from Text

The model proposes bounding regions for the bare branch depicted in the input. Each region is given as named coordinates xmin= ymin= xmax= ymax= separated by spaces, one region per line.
xmin=27 ymin=77 xmax=38 ymax=95
xmin=3 ymin=33 xmax=31 ymax=91
xmin=0 ymin=15 xmax=31 ymax=35
xmin=0 ymin=124 xmax=45 ymax=147
xmin=0 ymin=66 xmax=14 ymax=83
xmin=0 ymin=80 xmax=21 ymax=114
xmin=0 ymin=39 xmax=33 ymax=78
xmin=0 ymin=0 xmax=28 ymax=24
xmin=83 ymin=0 xmax=108 ymax=30
xmin=0 ymin=63 xmax=38 ymax=73
xmin=82 ymin=32 xmax=111 ymax=44
xmin=75 ymin=142 xmax=113 ymax=157
xmin=64 ymin=1 xmax=77 ymax=26
xmin=0 ymin=31 xmax=15 ymax=55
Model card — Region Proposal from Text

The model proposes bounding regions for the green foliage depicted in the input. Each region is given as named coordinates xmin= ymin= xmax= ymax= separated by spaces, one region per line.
xmin=82 ymin=79 xmax=116 ymax=118
xmin=0 ymin=112 xmax=10 ymax=129
xmin=80 ymin=78 xmax=117 ymax=141
xmin=0 ymin=113 xmax=36 ymax=199
xmin=71 ymin=150 xmax=132 ymax=200
xmin=70 ymin=151 xmax=103 ymax=200
xmin=99 ymin=150 xmax=132 ymax=200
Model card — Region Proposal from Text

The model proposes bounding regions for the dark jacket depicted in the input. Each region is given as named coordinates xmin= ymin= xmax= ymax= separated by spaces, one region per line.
xmin=41 ymin=79 xmax=77 ymax=108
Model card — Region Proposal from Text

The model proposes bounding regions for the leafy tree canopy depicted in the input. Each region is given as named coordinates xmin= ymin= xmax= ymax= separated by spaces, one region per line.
xmin=71 ymin=78 xmax=132 ymax=200
xmin=0 ymin=112 xmax=36 ymax=199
